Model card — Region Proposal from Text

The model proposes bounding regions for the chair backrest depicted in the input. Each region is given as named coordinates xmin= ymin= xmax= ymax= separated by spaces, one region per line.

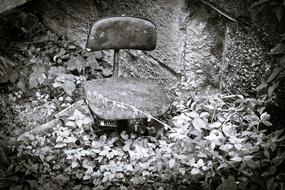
xmin=86 ymin=16 xmax=157 ymax=51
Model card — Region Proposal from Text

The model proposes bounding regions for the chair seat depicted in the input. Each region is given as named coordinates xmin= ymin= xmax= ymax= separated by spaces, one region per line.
xmin=83 ymin=77 xmax=170 ymax=120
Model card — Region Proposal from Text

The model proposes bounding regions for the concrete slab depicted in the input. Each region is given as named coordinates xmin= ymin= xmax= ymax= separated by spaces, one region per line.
xmin=0 ymin=0 xmax=30 ymax=14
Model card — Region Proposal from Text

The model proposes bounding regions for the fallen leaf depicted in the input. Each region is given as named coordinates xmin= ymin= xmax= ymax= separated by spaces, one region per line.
xmin=65 ymin=56 xmax=86 ymax=73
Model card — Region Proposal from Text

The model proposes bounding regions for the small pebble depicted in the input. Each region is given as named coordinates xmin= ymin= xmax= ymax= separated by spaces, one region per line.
xmin=30 ymin=58 xmax=37 ymax=64
xmin=50 ymin=104 xmax=57 ymax=110
xmin=65 ymin=96 xmax=72 ymax=102
xmin=68 ymin=45 xmax=76 ymax=50
xmin=196 ymin=69 xmax=203 ymax=74
xmin=102 ymin=68 xmax=113 ymax=77
xmin=47 ymin=110 xmax=54 ymax=116
xmin=35 ymin=92 xmax=41 ymax=97
xmin=57 ymin=58 xmax=62 ymax=64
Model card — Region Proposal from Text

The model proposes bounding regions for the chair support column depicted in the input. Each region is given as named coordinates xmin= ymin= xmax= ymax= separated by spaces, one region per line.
xmin=113 ymin=49 xmax=119 ymax=77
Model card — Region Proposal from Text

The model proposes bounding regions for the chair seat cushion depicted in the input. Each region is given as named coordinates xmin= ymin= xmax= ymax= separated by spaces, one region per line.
xmin=83 ymin=77 xmax=170 ymax=120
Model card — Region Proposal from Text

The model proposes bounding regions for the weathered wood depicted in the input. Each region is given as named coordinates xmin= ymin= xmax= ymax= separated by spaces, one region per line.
xmin=86 ymin=16 xmax=157 ymax=51
xmin=0 ymin=0 xmax=30 ymax=14
xmin=83 ymin=77 xmax=170 ymax=120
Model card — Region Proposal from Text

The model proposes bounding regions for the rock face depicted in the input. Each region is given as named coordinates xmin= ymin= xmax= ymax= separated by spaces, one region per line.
xmin=83 ymin=77 xmax=170 ymax=120
xmin=32 ymin=0 xmax=272 ymax=96
xmin=32 ymin=0 xmax=188 ymax=95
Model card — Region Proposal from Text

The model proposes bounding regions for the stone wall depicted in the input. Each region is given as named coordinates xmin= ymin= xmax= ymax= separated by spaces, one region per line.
xmin=30 ymin=0 xmax=273 ymax=97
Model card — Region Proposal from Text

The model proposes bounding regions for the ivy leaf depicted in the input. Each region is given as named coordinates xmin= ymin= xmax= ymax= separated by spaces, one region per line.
xmin=269 ymin=42 xmax=285 ymax=55
xmin=209 ymin=121 xmax=222 ymax=129
xmin=267 ymin=67 xmax=280 ymax=83
xmin=192 ymin=118 xmax=206 ymax=131
xmin=65 ymin=56 xmax=86 ymax=73
xmin=68 ymin=109 xmax=93 ymax=128
xmin=216 ymin=176 xmax=237 ymax=190
xmin=173 ymin=114 xmax=191 ymax=128
xmin=169 ymin=159 xmax=176 ymax=168
xmin=120 ymin=131 xmax=129 ymax=140
xmin=186 ymin=111 xmax=199 ymax=118
xmin=48 ymin=66 xmax=66 ymax=80
xmin=257 ymin=106 xmax=266 ymax=115
xmin=268 ymin=82 xmax=279 ymax=97
xmin=52 ymin=74 xmax=76 ymax=95
xmin=222 ymin=124 xmax=236 ymax=137
xmin=205 ymin=130 xmax=225 ymax=149
xmin=262 ymin=120 xmax=272 ymax=126
xmin=264 ymin=150 xmax=270 ymax=159
xmin=244 ymin=114 xmax=260 ymax=125
xmin=200 ymin=112 xmax=210 ymax=118
xmin=250 ymin=0 xmax=270 ymax=8
xmin=219 ymin=144 xmax=233 ymax=152
xmin=179 ymin=168 xmax=185 ymax=175
xmin=54 ymin=143 xmax=67 ymax=148
xmin=275 ymin=6 xmax=284 ymax=23
xmin=234 ymin=143 xmax=243 ymax=150
xmin=190 ymin=168 xmax=200 ymax=175
xmin=197 ymin=159 xmax=204 ymax=168
xmin=229 ymin=136 xmax=246 ymax=144
xmin=29 ymin=65 xmax=48 ymax=89
xmin=63 ymin=137 xmax=77 ymax=143
xmin=86 ymin=54 xmax=101 ymax=72
xmin=71 ymin=161 xmax=79 ymax=168
xmin=268 ymin=129 xmax=284 ymax=141
xmin=254 ymin=82 xmax=267 ymax=91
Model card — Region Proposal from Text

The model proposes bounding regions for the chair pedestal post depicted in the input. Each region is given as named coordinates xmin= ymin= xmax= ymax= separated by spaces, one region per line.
xmin=113 ymin=49 xmax=119 ymax=77
xmin=113 ymin=49 xmax=129 ymax=128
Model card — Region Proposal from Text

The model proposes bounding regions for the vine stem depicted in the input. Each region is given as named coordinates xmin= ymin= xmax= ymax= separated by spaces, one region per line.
xmin=0 ymin=169 xmax=5 ymax=176
xmin=200 ymin=0 xmax=237 ymax=22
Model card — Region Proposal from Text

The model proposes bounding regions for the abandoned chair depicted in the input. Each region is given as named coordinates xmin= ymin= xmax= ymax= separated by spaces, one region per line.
xmin=83 ymin=16 xmax=170 ymax=126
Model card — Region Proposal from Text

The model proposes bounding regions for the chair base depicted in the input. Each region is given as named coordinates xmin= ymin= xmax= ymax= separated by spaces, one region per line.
xmin=83 ymin=77 xmax=170 ymax=120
